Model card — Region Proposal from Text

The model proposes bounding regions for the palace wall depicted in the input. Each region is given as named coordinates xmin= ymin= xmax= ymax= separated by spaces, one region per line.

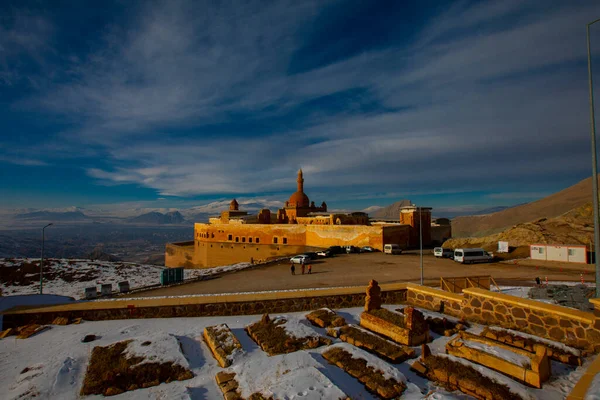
xmin=166 ymin=223 xmax=415 ymax=268
xmin=165 ymin=241 xmax=196 ymax=268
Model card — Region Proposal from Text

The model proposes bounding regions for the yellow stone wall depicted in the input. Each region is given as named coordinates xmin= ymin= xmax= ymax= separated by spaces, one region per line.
xmin=166 ymin=223 xmax=413 ymax=268
xmin=165 ymin=241 xmax=196 ymax=268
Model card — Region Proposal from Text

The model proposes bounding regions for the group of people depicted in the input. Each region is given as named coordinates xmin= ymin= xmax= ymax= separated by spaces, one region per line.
xmin=290 ymin=261 xmax=312 ymax=275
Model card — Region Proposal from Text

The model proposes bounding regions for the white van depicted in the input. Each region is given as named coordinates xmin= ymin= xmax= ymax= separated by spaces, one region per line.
xmin=454 ymin=248 xmax=493 ymax=264
xmin=434 ymin=247 xmax=454 ymax=258
xmin=384 ymin=244 xmax=402 ymax=255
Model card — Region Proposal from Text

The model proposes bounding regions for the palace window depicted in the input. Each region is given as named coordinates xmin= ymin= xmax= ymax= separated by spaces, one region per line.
xmin=235 ymin=237 xmax=239 ymax=242
xmin=273 ymin=237 xmax=278 ymax=244
xmin=242 ymin=237 xmax=246 ymax=242
xmin=256 ymin=238 xmax=260 ymax=243
xmin=283 ymin=238 xmax=288 ymax=244
xmin=228 ymin=234 xmax=232 ymax=241
xmin=249 ymin=237 xmax=253 ymax=243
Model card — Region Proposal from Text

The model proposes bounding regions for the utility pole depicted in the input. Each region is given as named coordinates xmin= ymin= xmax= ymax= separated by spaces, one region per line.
xmin=587 ymin=18 xmax=600 ymax=297
xmin=40 ymin=223 xmax=53 ymax=294
xmin=420 ymin=207 xmax=423 ymax=285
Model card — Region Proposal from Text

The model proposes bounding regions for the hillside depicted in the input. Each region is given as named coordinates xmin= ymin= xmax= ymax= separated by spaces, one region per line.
xmin=0 ymin=258 xmax=252 ymax=299
xmin=443 ymin=202 xmax=595 ymax=251
xmin=369 ymin=200 xmax=412 ymax=219
xmin=452 ymin=176 xmax=599 ymax=238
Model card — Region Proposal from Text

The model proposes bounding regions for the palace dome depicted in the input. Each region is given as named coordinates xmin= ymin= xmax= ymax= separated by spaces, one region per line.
xmin=288 ymin=191 xmax=310 ymax=208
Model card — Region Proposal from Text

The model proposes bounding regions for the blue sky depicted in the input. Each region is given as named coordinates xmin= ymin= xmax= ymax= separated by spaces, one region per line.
xmin=1 ymin=0 xmax=600 ymax=214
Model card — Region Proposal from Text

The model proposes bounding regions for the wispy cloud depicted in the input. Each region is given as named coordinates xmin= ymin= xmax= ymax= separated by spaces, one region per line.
xmin=4 ymin=0 xmax=600 ymax=205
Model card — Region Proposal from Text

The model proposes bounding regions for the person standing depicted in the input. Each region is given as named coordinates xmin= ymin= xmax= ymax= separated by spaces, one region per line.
xmin=290 ymin=263 xmax=295 ymax=275
xmin=301 ymin=262 xmax=305 ymax=275
xmin=308 ymin=264 xmax=312 ymax=274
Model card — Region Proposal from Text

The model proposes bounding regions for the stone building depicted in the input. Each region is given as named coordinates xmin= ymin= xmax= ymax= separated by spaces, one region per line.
xmin=166 ymin=170 xmax=439 ymax=268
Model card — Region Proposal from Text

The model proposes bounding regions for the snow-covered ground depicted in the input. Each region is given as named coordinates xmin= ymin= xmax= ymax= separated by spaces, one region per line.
xmin=0 ymin=258 xmax=253 ymax=300
xmin=0 ymin=306 xmax=590 ymax=400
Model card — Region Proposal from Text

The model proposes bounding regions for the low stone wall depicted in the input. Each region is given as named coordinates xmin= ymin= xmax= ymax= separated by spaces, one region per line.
xmin=567 ymin=353 xmax=600 ymax=400
xmin=462 ymin=288 xmax=600 ymax=352
xmin=405 ymin=284 xmax=463 ymax=318
xmin=1 ymin=284 xmax=407 ymax=329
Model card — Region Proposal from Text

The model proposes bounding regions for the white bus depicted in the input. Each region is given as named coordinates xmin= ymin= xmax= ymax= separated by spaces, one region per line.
xmin=453 ymin=248 xmax=493 ymax=264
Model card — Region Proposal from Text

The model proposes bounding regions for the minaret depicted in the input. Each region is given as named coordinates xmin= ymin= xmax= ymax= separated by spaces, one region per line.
xmin=297 ymin=168 xmax=304 ymax=192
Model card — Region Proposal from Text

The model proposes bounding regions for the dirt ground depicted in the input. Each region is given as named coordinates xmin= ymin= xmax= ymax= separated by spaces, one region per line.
xmin=128 ymin=252 xmax=596 ymax=298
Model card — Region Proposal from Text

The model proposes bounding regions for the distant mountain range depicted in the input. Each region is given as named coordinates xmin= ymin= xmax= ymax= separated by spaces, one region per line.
xmin=15 ymin=210 xmax=90 ymax=221
xmin=5 ymin=199 xmax=283 ymax=227
xmin=127 ymin=211 xmax=185 ymax=225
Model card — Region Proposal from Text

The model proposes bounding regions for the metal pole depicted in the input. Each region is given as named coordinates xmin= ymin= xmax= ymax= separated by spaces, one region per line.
xmin=40 ymin=223 xmax=52 ymax=294
xmin=587 ymin=19 xmax=600 ymax=297
xmin=420 ymin=207 xmax=423 ymax=285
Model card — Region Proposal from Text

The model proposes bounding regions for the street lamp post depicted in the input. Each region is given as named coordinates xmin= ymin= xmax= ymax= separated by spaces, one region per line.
xmin=420 ymin=207 xmax=424 ymax=285
xmin=40 ymin=223 xmax=53 ymax=294
xmin=587 ymin=18 xmax=600 ymax=297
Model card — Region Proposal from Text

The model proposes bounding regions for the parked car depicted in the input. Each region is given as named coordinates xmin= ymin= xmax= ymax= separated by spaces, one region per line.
xmin=345 ymin=245 xmax=361 ymax=254
xmin=384 ymin=244 xmax=402 ymax=255
xmin=434 ymin=247 xmax=454 ymax=258
xmin=290 ymin=255 xmax=310 ymax=264
xmin=328 ymin=246 xmax=345 ymax=255
xmin=302 ymin=252 xmax=318 ymax=260
xmin=453 ymin=248 xmax=493 ymax=264
xmin=360 ymin=246 xmax=376 ymax=252
xmin=317 ymin=250 xmax=332 ymax=258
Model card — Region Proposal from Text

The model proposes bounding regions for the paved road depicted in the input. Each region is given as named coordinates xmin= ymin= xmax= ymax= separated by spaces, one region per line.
xmin=127 ymin=252 xmax=595 ymax=297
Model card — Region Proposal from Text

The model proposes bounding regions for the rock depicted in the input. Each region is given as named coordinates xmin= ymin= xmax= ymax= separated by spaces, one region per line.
xmin=215 ymin=371 xmax=236 ymax=385
xmin=260 ymin=314 xmax=271 ymax=324
xmin=410 ymin=360 xmax=428 ymax=376
xmin=104 ymin=387 xmax=124 ymax=396
xmin=81 ymin=334 xmax=97 ymax=343
xmin=365 ymin=280 xmax=382 ymax=311
xmin=421 ymin=344 xmax=431 ymax=360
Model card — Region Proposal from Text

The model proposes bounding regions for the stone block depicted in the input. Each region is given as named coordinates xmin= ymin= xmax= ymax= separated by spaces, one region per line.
xmin=446 ymin=332 xmax=551 ymax=388
xmin=215 ymin=371 xmax=236 ymax=385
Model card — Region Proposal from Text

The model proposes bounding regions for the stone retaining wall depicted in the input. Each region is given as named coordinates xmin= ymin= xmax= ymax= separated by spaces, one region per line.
xmin=2 ymin=286 xmax=407 ymax=329
xmin=462 ymin=288 xmax=600 ymax=353
xmin=406 ymin=285 xmax=463 ymax=318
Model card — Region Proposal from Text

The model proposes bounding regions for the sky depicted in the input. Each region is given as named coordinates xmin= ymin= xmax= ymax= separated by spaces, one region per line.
xmin=1 ymin=0 xmax=600 ymax=214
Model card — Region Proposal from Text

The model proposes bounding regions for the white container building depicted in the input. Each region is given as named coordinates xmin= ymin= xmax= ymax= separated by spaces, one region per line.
xmin=530 ymin=244 xmax=587 ymax=264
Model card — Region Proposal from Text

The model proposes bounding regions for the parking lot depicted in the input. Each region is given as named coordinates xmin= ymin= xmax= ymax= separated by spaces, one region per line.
xmin=129 ymin=251 xmax=595 ymax=297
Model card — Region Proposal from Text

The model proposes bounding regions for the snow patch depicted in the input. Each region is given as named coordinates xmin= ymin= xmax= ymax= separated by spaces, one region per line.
xmin=460 ymin=338 xmax=531 ymax=367
xmin=274 ymin=316 xmax=319 ymax=339
xmin=124 ymin=333 xmax=189 ymax=369
xmin=232 ymin=351 xmax=346 ymax=399
xmin=485 ymin=326 xmax=581 ymax=356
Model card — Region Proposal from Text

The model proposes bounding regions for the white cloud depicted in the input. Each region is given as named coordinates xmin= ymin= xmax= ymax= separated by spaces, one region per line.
xmin=8 ymin=0 xmax=600 ymax=201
